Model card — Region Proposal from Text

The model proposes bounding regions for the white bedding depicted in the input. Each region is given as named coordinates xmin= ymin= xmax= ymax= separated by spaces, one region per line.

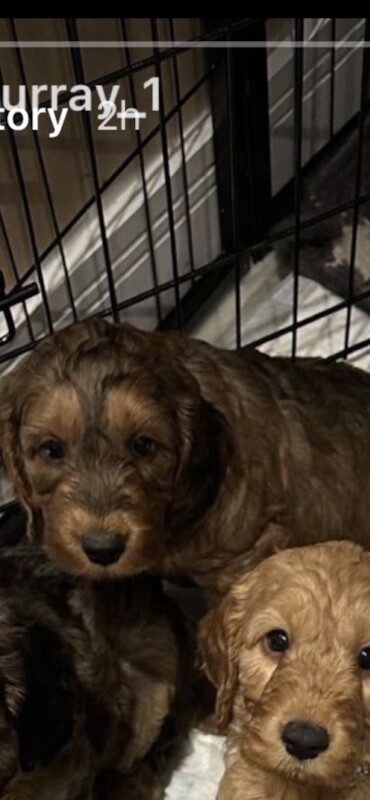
xmin=166 ymin=731 xmax=225 ymax=800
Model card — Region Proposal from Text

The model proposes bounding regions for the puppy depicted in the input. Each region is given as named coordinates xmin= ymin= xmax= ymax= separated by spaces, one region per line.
xmin=3 ymin=319 xmax=370 ymax=598
xmin=0 ymin=529 xmax=192 ymax=799
xmin=199 ymin=542 xmax=370 ymax=800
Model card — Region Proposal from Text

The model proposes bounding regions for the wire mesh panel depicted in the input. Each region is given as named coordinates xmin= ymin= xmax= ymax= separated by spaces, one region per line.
xmin=0 ymin=17 xmax=223 ymax=367
xmin=253 ymin=17 xmax=370 ymax=364
xmin=0 ymin=16 xmax=368 ymax=375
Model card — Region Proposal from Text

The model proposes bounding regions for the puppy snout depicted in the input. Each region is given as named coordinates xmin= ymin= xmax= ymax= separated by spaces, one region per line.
xmin=282 ymin=720 xmax=330 ymax=761
xmin=82 ymin=531 xmax=127 ymax=566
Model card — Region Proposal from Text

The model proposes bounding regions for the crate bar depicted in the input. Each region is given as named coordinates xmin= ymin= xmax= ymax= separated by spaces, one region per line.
xmin=226 ymin=21 xmax=241 ymax=348
xmin=65 ymin=17 xmax=119 ymax=323
xmin=0 ymin=255 xmax=237 ymax=365
xmin=343 ymin=18 xmax=370 ymax=355
xmin=150 ymin=18 xmax=182 ymax=329
xmin=0 ymin=282 xmax=39 ymax=312
xmin=249 ymin=291 xmax=370 ymax=349
xmin=291 ymin=18 xmax=304 ymax=359
xmin=0 ymin=212 xmax=34 ymax=341
xmin=120 ymin=19 xmax=162 ymax=325
xmin=0 ymin=69 xmax=53 ymax=335
xmin=252 ymin=190 xmax=370 ymax=252
xmin=11 ymin=69 xmax=212 ymax=292
xmin=9 ymin=18 xmax=78 ymax=325
xmin=328 ymin=336 xmax=370 ymax=361
xmin=14 ymin=174 xmax=370 ymax=333
xmin=329 ymin=19 xmax=336 ymax=139
xmin=4 ymin=266 xmax=370 ymax=368
xmin=4 ymin=262 xmax=370 ymax=369
xmin=168 ymin=18 xmax=196 ymax=284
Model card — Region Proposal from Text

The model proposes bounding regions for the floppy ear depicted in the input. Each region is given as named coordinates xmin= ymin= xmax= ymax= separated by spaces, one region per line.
xmin=0 ymin=370 xmax=42 ymax=543
xmin=198 ymin=598 xmax=240 ymax=732
xmin=14 ymin=624 xmax=75 ymax=771
xmin=169 ymin=395 xmax=232 ymax=533
xmin=198 ymin=572 xmax=259 ymax=732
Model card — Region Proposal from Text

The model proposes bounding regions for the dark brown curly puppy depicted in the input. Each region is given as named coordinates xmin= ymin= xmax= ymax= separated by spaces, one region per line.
xmin=2 ymin=318 xmax=370 ymax=598
xmin=0 ymin=525 xmax=192 ymax=799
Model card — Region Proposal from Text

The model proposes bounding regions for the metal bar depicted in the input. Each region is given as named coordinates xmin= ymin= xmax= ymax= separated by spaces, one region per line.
xmin=168 ymin=18 xmax=196 ymax=283
xmin=0 ymin=269 xmax=15 ymax=344
xmin=239 ymin=21 xmax=272 ymax=245
xmin=120 ymin=18 xmax=162 ymax=324
xmin=327 ymin=336 xmax=370 ymax=361
xmin=0 ymin=69 xmax=53 ymax=335
xmin=248 ymin=292 xmax=370 ymax=349
xmin=0 ymin=212 xmax=34 ymax=340
xmin=9 ymin=18 xmax=78 ymax=324
xmin=226 ymin=21 xmax=241 ymax=348
xmin=65 ymin=17 xmax=119 ymax=322
xmin=8 ymin=69 xmax=213 ymax=290
xmin=329 ymin=18 xmax=336 ymax=138
xmin=0 ymin=340 xmax=41 ymax=364
xmin=3 ymin=18 xmax=368 ymax=369
xmin=291 ymin=18 xmax=304 ymax=359
xmin=150 ymin=18 xmax=182 ymax=328
xmin=108 ymin=274 xmax=370 ymax=331
xmin=343 ymin=17 xmax=370 ymax=355
xmin=252 ymin=194 xmax=370 ymax=252
xmin=159 ymin=259 xmax=233 ymax=330
xmin=5 ymin=275 xmax=370 ymax=368
xmin=16 ymin=176 xmax=370 ymax=321
xmin=0 ymin=282 xmax=39 ymax=312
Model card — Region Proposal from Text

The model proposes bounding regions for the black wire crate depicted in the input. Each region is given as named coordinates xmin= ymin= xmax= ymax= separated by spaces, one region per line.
xmin=0 ymin=16 xmax=369 ymax=375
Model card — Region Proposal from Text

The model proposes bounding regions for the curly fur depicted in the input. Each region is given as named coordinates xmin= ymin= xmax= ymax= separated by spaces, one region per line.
xmin=199 ymin=542 xmax=370 ymax=799
xmin=0 ymin=530 xmax=193 ymax=800
xmin=3 ymin=319 xmax=370 ymax=598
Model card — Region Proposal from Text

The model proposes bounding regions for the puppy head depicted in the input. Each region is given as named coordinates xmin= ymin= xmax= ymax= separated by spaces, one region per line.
xmin=0 ymin=319 xmax=229 ymax=579
xmin=0 ymin=609 xmax=75 ymax=787
xmin=199 ymin=542 xmax=370 ymax=788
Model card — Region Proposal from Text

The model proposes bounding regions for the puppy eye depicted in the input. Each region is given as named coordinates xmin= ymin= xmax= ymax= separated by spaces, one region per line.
xmin=358 ymin=647 xmax=370 ymax=670
xmin=265 ymin=629 xmax=290 ymax=653
xmin=130 ymin=435 xmax=157 ymax=458
xmin=37 ymin=439 xmax=65 ymax=462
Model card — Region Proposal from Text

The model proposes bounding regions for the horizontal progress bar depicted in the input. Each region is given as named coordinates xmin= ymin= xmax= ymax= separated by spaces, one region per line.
xmin=0 ymin=40 xmax=367 ymax=48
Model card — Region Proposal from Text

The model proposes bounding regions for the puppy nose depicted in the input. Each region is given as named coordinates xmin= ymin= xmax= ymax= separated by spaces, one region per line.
xmin=82 ymin=531 xmax=126 ymax=566
xmin=282 ymin=720 xmax=330 ymax=760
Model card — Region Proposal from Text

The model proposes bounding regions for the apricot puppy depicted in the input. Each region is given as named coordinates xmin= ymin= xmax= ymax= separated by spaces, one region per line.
xmin=199 ymin=542 xmax=370 ymax=800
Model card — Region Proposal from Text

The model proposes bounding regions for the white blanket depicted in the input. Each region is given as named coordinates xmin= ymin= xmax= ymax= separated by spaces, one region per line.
xmin=166 ymin=731 xmax=225 ymax=800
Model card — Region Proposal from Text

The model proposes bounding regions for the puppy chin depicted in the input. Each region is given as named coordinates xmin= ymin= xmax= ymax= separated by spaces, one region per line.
xmin=277 ymin=759 xmax=350 ymax=788
xmin=242 ymin=738 xmax=356 ymax=790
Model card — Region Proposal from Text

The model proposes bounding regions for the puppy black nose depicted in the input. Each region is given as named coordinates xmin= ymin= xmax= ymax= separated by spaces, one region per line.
xmin=82 ymin=531 xmax=126 ymax=566
xmin=282 ymin=720 xmax=330 ymax=760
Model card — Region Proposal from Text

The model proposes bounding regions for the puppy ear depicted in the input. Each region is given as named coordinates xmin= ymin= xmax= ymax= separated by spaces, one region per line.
xmin=0 ymin=371 xmax=42 ymax=543
xmin=14 ymin=624 xmax=75 ymax=771
xmin=170 ymin=397 xmax=232 ymax=532
xmin=198 ymin=572 xmax=259 ymax=732
xmin=198 ymin=599 xmax=239 ymax=732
